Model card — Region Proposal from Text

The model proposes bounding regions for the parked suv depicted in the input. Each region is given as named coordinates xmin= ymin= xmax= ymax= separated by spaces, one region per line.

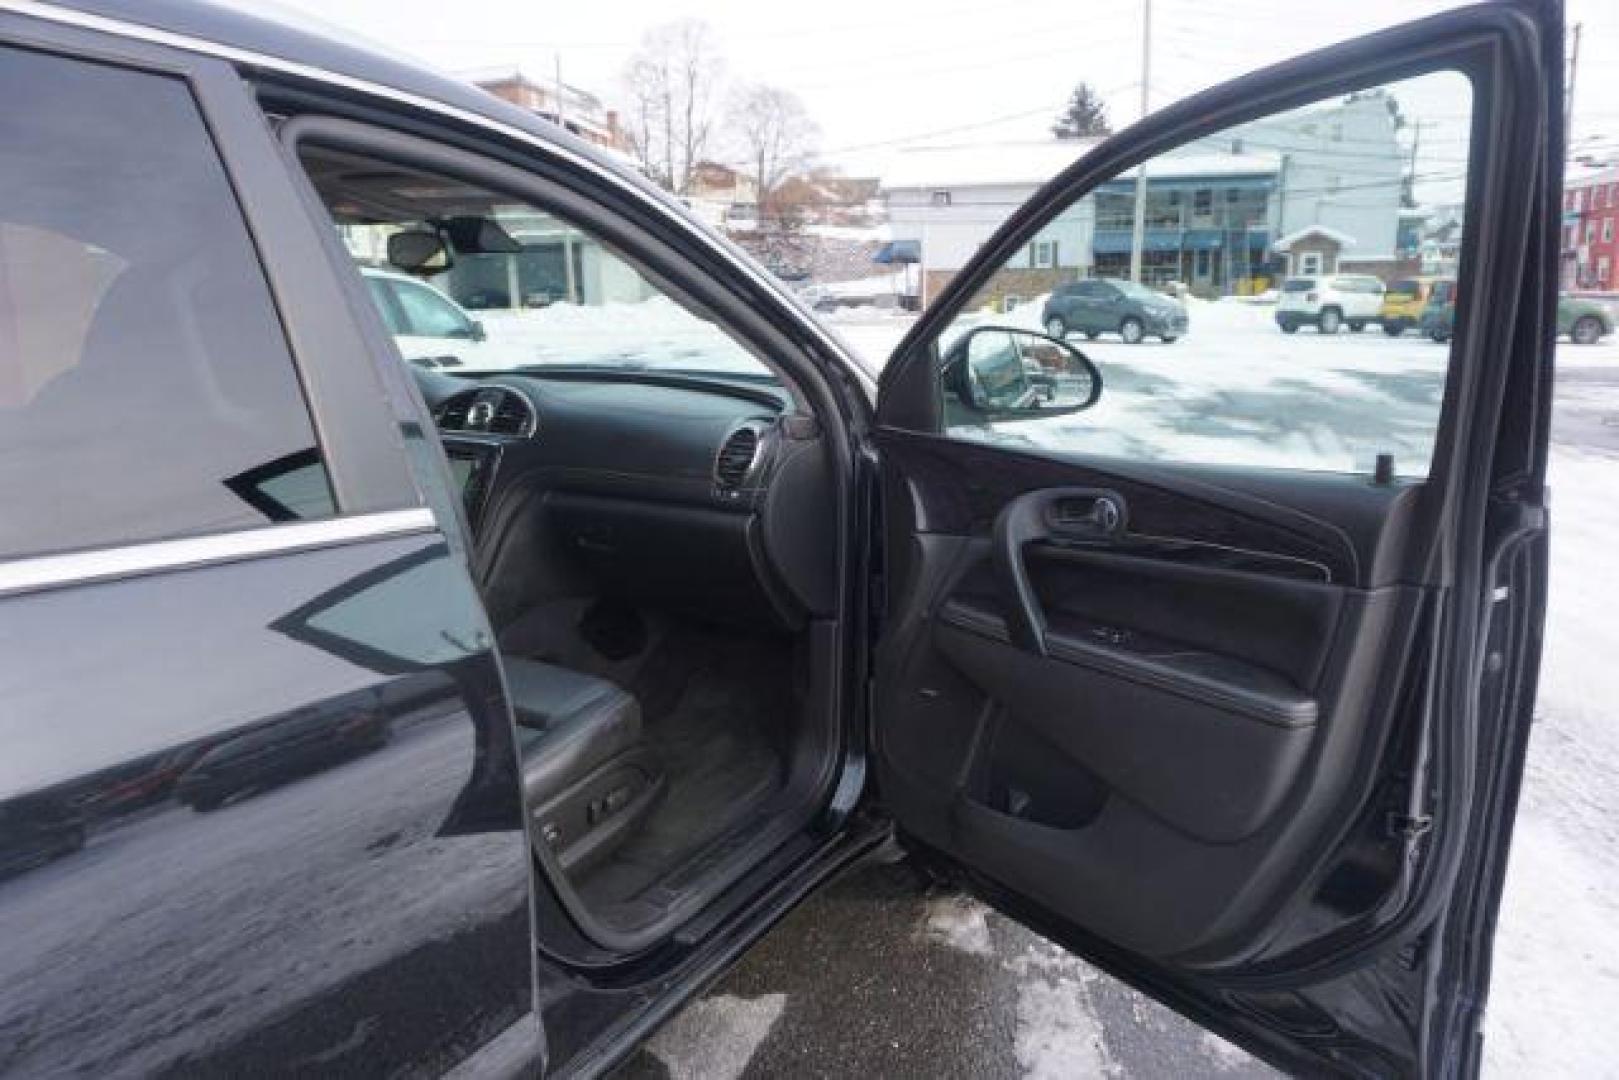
xmin=1379 ymin=276 xmax=1446 ymax=335
xmin=1421 ymin=285 xmax=1613 ymax=345
xmin=0 ymin=3 xmax=1563 ymax=1079
xmin=1275 ymin=273 xmax=1386 ymax=333
xmin=1042 ymin=279 xmax=1189 ymax=344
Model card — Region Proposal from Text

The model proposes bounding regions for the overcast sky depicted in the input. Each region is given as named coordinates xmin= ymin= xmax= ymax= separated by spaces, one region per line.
xmin=243 ymin=0 xmax=1618 ymax=187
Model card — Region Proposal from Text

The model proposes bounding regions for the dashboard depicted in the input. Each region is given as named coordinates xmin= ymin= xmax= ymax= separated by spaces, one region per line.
xmin=411 ymin=367 xmax=837 ymax=630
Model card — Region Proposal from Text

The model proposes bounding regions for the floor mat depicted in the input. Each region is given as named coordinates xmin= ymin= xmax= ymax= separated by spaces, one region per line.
xmin=502 ymin=605 xmax=795 ymax=917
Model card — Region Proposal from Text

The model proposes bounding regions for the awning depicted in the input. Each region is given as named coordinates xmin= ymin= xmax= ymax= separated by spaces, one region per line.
xmin=873 ymin=239 xmax=920 ymax=264
xmin=1092 ymin=229 xmax=1237 ymax=254
xmin=1093 ymin=230 xmax=1185 ymax=254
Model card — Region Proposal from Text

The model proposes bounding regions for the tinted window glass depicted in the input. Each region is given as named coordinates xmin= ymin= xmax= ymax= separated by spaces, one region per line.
xmin=0 ymin=48 xmax=334 ymax=558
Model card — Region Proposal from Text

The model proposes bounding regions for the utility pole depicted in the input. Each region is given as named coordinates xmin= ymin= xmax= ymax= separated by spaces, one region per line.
xmin=1565 ymin=22 xmax=1581 ymax=152
xmin=1128 ymin=0 xmax=1152 ymax=283
xmin=556 ymin=53 xmax=578 ymax=304
xmin=554 ymin=53 xmax=566 ymax=132
xmin=1405 ymin=119 xmax=1423 ymax=209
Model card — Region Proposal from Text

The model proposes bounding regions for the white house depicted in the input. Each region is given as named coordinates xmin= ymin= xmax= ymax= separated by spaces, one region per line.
xmin=880 ymin=140 xmax=1098 ymax=304
xmin=1195 ymin=91 xmax=1406 ymax=276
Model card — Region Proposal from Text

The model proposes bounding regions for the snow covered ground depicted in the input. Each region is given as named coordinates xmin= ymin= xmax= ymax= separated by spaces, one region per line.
xmin=836 ymin=296 xmax=1451 ymax=474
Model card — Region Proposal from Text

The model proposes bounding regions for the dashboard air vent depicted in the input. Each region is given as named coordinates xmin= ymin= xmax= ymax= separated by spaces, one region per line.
xmin=490 ymin=393 xmax=532 ymax=436
xmin=713 ymin=424 xmax=763 ymax=493
xmin=437 ymin=393 xmax=473 ymax=430
xmin=436 ymin=386 xmax=536 ymax=438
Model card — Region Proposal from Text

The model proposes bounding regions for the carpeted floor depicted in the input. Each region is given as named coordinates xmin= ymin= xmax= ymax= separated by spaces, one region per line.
xmin=502 ymin=603 xmax=795 ymax=919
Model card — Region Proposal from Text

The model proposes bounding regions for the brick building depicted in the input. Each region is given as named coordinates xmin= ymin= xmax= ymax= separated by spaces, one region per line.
xmin=1562 ymin=168 xmax=1619 ymax=290
xmin=464 ymin=66 xmax=628 ymax=153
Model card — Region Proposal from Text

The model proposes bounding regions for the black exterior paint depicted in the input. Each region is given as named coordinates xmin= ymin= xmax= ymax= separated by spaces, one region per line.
xmin=0 ymin=537 xmax=534 ymax=1075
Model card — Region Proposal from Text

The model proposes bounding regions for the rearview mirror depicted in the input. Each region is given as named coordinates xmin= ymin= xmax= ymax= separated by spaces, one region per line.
xmin=386 ymin=229 xmax=451 ymax=274
xmin=943 ymin=326 xmax=1103 ymax=421
xmin=441 ymin=215 xmax=524 ymax=256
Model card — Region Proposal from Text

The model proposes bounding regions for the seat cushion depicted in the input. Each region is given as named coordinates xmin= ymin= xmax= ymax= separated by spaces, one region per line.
xmin=503 ymin=657 xmax=642 ymax=807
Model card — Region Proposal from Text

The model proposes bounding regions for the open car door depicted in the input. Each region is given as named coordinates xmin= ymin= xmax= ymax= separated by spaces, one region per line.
xmin=870 ymin=3 xmax=1558 ymax=1075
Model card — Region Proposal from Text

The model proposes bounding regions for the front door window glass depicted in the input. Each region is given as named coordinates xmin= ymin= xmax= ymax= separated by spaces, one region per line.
xmin=924 ymin=70 xmax=1474 ymax=479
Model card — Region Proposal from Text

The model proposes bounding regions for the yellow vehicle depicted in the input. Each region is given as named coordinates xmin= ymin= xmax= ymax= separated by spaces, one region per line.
xmin=1380 ymin=277 xmax=1446 ymax=336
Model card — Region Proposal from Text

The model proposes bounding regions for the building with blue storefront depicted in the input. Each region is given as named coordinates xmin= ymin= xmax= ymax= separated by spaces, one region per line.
xmin=881 ymin=92 xmax=1409 ymax=303
xmin=1089 ymin=154 xmax=1280 ymax=293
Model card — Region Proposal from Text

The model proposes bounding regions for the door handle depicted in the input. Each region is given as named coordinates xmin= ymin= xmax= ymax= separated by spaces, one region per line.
xmin=991 ymin=488 xmax=1127 ymax=657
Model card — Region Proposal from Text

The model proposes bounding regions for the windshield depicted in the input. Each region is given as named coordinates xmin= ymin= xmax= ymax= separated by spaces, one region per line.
xmin=1111 ymin=280 xmax=1166 ymax=302
xmin=310 ymin=152 xmax=777 ymax=381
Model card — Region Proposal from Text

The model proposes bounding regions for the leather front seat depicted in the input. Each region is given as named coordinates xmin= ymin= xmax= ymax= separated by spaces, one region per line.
xmin=503 ymin=657 xmax=661 ymax=875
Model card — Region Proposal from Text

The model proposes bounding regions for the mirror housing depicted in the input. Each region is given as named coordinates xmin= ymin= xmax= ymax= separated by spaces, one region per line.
xmin=441 ymin=215 xmax=523 ymax=256
xmin=386 ymin=229 xmax=451 ymax=274
xmin=943 ymin=326 xmax=1103 ymax=422
xmin=469 ymin=319 xmax=487 ymax=343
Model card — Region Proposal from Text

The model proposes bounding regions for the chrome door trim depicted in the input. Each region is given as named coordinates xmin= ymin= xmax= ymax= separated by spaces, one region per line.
xmin=0 ymin=508 xmax=439 ymax=598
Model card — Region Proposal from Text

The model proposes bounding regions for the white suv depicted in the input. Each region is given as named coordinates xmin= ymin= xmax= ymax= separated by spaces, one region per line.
xmin=1275 ymin=274 xmax=1386 ymax=334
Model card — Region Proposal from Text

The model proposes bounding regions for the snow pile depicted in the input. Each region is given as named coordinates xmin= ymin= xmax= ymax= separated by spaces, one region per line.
xmin=1485 ymin=443 xmax=1619 ymax=1076
xmin=473 ymin=296 xmax=769 ymax=375
xmin=800 ymin=270 xmax=909 ymax=303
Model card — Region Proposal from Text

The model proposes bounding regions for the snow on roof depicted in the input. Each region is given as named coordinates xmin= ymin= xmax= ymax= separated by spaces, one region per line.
xmin=881 ymin=140 xmax=1279 ymax=192
xmin=1567 ymin=164 xmax=1619 ymax=190
xmin=881 ymin=140 xmax=1100 ymax=190
xmin=1129 ymin=152 xmax=1281 ymax=180
xmin=1273 ymin=225 xmax=1358 ymax=250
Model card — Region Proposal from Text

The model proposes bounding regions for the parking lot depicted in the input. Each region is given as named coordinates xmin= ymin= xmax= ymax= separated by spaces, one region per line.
xmin=615 ymin=301 xmax=1619 ymax=1079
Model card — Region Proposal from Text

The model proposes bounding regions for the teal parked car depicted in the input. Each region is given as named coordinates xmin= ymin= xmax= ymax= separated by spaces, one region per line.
xmin=1421 ymin=282 xmax=1614 ymax=344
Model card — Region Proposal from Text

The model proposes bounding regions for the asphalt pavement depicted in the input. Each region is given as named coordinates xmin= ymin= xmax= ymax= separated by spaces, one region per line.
xmin=612 ymin=859 xmax=1276 ymax=1080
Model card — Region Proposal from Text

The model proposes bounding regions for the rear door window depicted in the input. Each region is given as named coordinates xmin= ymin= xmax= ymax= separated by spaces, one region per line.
xmin=0 ymin=47 xmax=336 ymax=559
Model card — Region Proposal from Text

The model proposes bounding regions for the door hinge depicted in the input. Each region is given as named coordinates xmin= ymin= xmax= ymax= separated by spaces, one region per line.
xmin=1387 ymin=812 xmax=1434 ymax=841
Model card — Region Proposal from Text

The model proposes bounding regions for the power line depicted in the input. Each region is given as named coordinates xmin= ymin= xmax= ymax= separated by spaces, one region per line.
xmin=707 ymin=80 xmax=1146 ymax=170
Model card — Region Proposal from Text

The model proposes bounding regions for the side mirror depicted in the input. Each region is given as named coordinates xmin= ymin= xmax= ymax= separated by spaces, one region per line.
xmin=387 ymin=229 xmax=451 ymax=274
xmin=944 ymin=326 xmax=1103 ymax=420
xmin=469 ymin=319 xmax=487 ymax=343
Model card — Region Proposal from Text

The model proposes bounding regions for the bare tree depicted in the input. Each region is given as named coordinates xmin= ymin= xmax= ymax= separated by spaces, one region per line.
xmin=726 ymin=82 xmax=819 ymax=214
xmin=620 ymin=20 xmax=724 ymax=194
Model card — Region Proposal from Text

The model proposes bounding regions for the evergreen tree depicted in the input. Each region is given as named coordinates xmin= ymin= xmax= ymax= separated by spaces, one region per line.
xmin=1052 ymin=83 xmax=1113 ymax=139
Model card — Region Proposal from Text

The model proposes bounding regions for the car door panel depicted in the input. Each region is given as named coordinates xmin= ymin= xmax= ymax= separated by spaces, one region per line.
xmin=875 ymin=440 xmax=1425 ymax=956
xmin=871 ymin=4 xmax=1556 ymax=1073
